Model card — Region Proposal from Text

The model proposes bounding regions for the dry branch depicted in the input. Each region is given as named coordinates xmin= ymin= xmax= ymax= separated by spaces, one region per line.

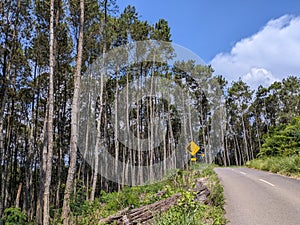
xmin=99 ymin=178 xmax=210 ymax=224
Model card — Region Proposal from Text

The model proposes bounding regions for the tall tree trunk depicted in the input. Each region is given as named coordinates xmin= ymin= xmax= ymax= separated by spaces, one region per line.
xmin=0 ymin=0 xmax=21 ymax=213
xmin=199 ymin=98 xmax=207 ymax=163
xmin=36 ymin=104 xmax=48 ymax=225
xmin=149 ymin=69 xmax=155 ymax=182
xmin=15 ymin=183 xmax=22 ymax=208
xmin=61 ymin=0 xmax=84 ymax=223
xmin=137 ymin=67 xmax=143 ymax=184
xmin=167 ymin=94 xmax=175 ymax=168
xmin=162 ymin=95 xmax=167 ymax=175
xmin=43 ymin=0 xmax=55 ymax=223
xmin=233 ymin=134 xmax=239 ymax=166
xmin=225 ymin=135 xmax=231 ymax=166
xmin=255 ymin=109 xmax=262 ymax=150
xmin=114 ymin=68 xmax=119 ymax=187
xmin=241 ymin=115 xmax=249 ymax=162
xmin=248 ymin=126 xmax=254 ymax=160
xmin=91 ymin=0 xmax=107 ymax=200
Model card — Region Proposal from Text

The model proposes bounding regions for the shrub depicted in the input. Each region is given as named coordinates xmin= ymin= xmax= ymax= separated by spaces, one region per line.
xmin=2 ymin=207 xmax=27 ymax=225
xmin=247 ymin=155 xmax=300 ymax=177
xmin=156 ymin=164 xmax=226 ymax=225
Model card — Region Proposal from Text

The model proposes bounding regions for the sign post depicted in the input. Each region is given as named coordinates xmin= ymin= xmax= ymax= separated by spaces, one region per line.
xmin=186 ymin=141 xmax=200 ymax=161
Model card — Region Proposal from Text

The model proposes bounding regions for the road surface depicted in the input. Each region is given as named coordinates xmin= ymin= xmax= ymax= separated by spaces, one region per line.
xmin=214 ymin=167 xmax=300 ymax=225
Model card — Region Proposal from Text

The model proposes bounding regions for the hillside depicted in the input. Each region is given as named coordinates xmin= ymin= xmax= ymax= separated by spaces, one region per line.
xmin=57 ymin=164 xmax=226 ymax=225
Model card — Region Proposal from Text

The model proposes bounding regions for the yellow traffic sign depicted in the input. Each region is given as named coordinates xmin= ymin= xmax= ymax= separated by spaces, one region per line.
xmin=186 ymin=141 xmax=200 ymax=156
xmin=191 ymin=157 xmax=197 ymax=161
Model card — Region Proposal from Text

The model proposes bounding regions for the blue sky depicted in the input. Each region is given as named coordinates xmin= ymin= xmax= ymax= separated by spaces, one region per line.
xmin=116 ymin=0 xmax=300 ymax=88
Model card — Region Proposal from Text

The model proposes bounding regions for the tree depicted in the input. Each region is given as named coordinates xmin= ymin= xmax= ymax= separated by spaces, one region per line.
xmin=226 ymin=79 xmax=254 ymax=165
xmin=61 ymin=0 xmax=84 ymax=223
xmin=41 ymin=0 xmax=55 ymax=223
xmin=259 ymin=117 xmax=300 ymax=157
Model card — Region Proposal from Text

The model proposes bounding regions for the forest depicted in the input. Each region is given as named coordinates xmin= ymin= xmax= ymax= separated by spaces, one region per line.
xmin=1 ymin=0 xmax=299 ymax=224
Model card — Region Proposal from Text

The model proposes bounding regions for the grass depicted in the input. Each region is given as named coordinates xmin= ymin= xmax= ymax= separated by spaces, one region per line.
xmin=155 ymin=164 xmax=226 ymax=225
xmin=246 ymin=155 xmax=300 ymax=178
xmin=59 ymin=163 xmax=227 ymax=225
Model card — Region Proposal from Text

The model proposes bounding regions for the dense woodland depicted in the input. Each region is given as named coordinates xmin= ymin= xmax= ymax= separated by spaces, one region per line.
xmin=1 ymin=0 xmax=299 ymax=224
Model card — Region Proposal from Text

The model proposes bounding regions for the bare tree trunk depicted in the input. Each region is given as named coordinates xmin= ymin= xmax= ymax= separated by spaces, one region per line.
xmin=36 ymin=105 xmax=48 ymax=225
xmin=255 ymin=109 xmax=262 ymax=150
xmin=26 ymin=62 xmax=39 ymax=217
xmin=137 ymin=68 xmax=143 ymax=184
xmin=147 ymin=96 xmax=152 ymax=181
xmin=25 ymin=110 xmax=35 ymax=217
xmin=91 ymin=0 xmax=107 ymax=200
xmin=188 ymin=100 xmax=193 ymax=141
xmin=234 ymin=134 xmax=242 ymax=166
xmin=0 ymin=104 xmax=4 ymax=216
xmin=225 ymin=135 xmax=230 ymax=166
xmin=167 ymin=101 xmax=175 ymax=168
xmin=206 ymin=119 xmax=212 ymax=163
xmin=0 ymin=0 xmax=21 ymax=214
xmin=233 ymin=135 xmax=239 ymax=166
xmin=162 ymin=95 xmax=167 ymax=175
xmin=61 ymin=0 xmax=84 ymax=223
xmin=43 ymin=0 xmax=55 ymax=223
xmin=248 ymin=126 xmax=254 ymax=160
xmin=181 ymin=85 xmax=188 ymax=166
xmin=56 ymin=146 xmax=62 ymax=209
xmin=77 ymin=92 xmax=91 ymax=196
xmin=220 ymin=105 xmax=226 ymax=166
xmin=15 ymin=183 xmax=22 ymax=208
xmin=114 ymin=68 xmax=119 ymax=187
xmin=221 ymin=128 xmax=226 ymax=166
xmin=241 ymin=115 xmax=249 ymax=162
xmin=199 ymin=103 xmax=207 ymax=163
xmin=0 ymin=115 xmax=4 ymax=216
xmin=149 ymin=70 xmax=155 ymax=182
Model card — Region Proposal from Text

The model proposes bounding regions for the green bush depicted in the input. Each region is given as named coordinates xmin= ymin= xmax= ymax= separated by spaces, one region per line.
xmin=259 ymin=117 xmax=300 ymax=157
xmin=156 ymin=202 xmax=226 ymax=225
xmin=101 ymin=187 xmax=140 ymax=212
xmin=247 ymin=155 xmax=300 ymax=177
xmin=68 ymin=163 xmax=226 ymax=224
xmin=156 ymin=164 xmax=226 ymax=225
xmin=2 ymin=207 xmax=27 ymax=225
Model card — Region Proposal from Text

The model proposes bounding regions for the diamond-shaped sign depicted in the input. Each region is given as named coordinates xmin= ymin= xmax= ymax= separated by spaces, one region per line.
xmin=186 ymin=141 xmax=200 ymax=156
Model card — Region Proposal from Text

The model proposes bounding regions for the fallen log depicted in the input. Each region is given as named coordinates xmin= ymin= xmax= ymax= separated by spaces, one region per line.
xmin=99 ymin=178 xmax=210 ymax=224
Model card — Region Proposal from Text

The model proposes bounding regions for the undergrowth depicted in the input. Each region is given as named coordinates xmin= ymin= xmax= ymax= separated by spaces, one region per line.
xmin=155 ymin=164 xmax=226 ymax=225
xmin=53 ymin=163 xmax=226 ymax=225
xmin=246 ymin=155 xmax=300 ymax=178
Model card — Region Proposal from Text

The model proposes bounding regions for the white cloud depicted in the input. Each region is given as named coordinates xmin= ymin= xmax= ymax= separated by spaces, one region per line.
xmin=210 ymin=15 xmax=300 ymax=89
xmin=243 ymin=67 xmax=279 ymax=88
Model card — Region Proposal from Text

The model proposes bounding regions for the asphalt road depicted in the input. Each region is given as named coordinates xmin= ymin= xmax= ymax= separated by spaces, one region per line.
xmin=214 ymin=167 xmax=300 ymax=225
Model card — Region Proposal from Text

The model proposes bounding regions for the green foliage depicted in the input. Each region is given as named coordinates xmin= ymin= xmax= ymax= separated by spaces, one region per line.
xmin=70 ymin=182 xmax=89 ymax=216
xmin=156 ymin=203 xmax=225 ymax=225
xmin=100 ymin=187 xmax=139 ymax=212
xmin=1 ymin=207 xmax=27 ymax=225
xmin=199 ymin=165 xmax=215 ymax=177
xmin=155 ymin=164 xmax=226 ymax=225
xmin=99 ymin=181 xmax=170 ymax=215
xmin=71 ymin=200 xmax=105 ymax=225
xmin=259 ymin=117 xmax=300 ymax=157
xmin=246 ymin=155 xmax=300 ymax=177
xmin=206 ymin=176 xmax=225 ymax=208
xmin=69 ymin=164 xmax=226 ymax=224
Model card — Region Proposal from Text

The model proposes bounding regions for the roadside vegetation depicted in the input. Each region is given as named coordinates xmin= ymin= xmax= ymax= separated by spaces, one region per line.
xmin=246 ymin=155 xmax=300 ymax=178
xmin=156 ymin=164 xmax=226 ymax=225
xmin=49 ymin=164 xmax=226 ymax=225
xmin=246 ymin=117 xmax=300 ymax=178
xmin=3 ymin=0 xmax=300 ymax=222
